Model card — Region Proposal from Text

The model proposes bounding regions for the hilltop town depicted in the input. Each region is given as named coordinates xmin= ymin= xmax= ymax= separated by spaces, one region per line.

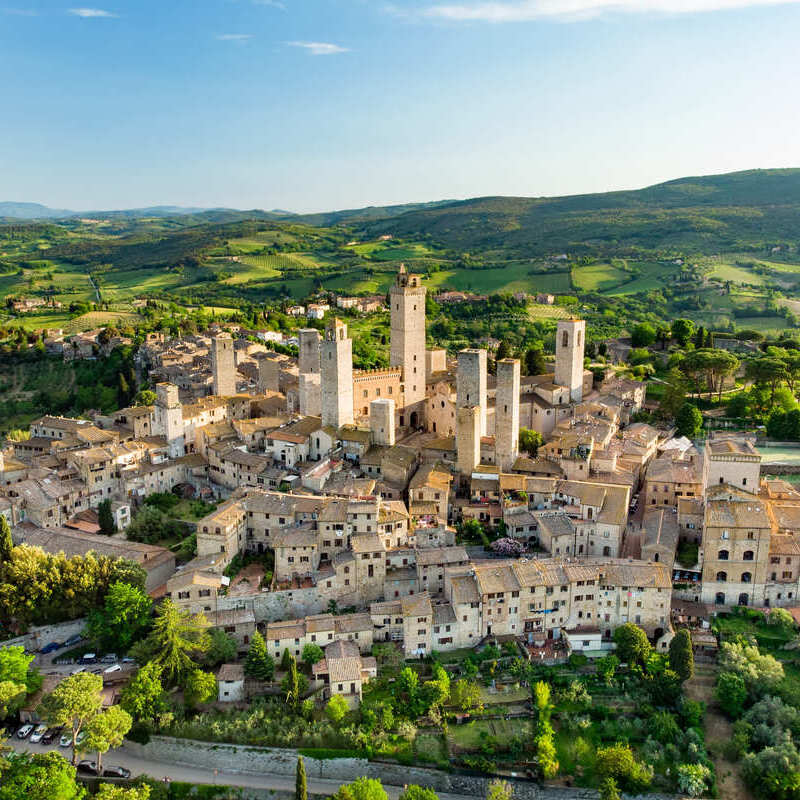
xmin=3 ymin=263 xmax=798 ymax=797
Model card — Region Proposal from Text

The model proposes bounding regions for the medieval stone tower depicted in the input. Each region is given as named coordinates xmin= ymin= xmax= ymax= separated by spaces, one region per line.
xmin=370 ymin=398 xmax=396 ymax=447
xmin=456 ymin=405 xmax=481 ymax=477
xmin=496 ymin=358 xmax=521 ymax=471
xmin=321 ymin=318 xmax=354 ymax=429
xmin=457 ymin=349 xmax=488 ymax=436
xmin=210 ymin=333 xmax=236 ymax=397
xmin=154 ymin=382 xmax=184 ymax=459
xmin=298 ymin=329 xmax=321 ymax=375
xmin=555 ymin=319 xmax=586 ymax=403
xmin=390 ymin=265 xmax=426 ymax=426
xmin=298 ymin=329 xmax=322 ymax=416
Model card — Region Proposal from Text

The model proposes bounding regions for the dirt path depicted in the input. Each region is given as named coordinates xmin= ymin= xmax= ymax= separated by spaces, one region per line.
xmin=685 ymin=666 xmax=753 ymax=800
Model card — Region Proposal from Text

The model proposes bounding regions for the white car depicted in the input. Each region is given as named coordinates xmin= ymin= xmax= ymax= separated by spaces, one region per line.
xmin=59 ymin=733 xmax=73 ymax=748
xmin=29 ymin=724 xmax=48 ymax=743
xmin=16 ymin=724 xmax=34 ymax=740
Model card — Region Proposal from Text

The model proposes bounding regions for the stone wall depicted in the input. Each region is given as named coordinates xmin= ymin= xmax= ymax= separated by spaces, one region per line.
xmin=126 ymin=737 xmax=679 ymax=800
xmin=1 ymin=617 xmax=87 ymax=652
xmin=217 ymin=586 xmax=325 ymax=623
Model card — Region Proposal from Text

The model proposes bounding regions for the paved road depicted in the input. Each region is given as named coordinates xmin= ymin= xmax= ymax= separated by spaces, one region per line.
xmin=7 ymin=736 xmax=473 ymax=800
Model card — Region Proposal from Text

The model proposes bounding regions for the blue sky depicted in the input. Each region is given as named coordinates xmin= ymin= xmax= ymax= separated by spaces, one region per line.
xmin=1 ymin=0 xmax=800 ymax=211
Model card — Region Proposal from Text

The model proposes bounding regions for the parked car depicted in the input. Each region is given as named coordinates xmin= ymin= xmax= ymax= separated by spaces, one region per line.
xmin=121 ymin=656 xmax=135 ymax=664
xmin=39 ymin=641 xmax=62 ymax=655
xmin=59 ymin=733 xmax=73 ymax=748
xmin=77 ymin=760 xmax=99 ymax=775
xmin=103 ymin=766 xmax=131 ymax=779
xmin=75 ymin=730 xmax=86 ymax=748
xmin=42 ymin=726 xmax=62 ymax=745
xmin=101 ymin=653 xmax=117 ymax=664
xmin=78 ymin=653 xmax=97 ymax=665
xmin=70 ymin=666 xmax=86 ymax=675
xmin=16 ymin=724 xmax=34 ymax=740
xmin=63 ymin=635 xmax=83 ymax=647
xmin=103 ymin=664 xmax=122 ymax=675
xmin=30 ymin=724 xmax=48 ymax=743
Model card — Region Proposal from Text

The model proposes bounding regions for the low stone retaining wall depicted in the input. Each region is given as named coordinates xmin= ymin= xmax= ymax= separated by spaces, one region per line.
xmin=1 ymin=617 xmax=87 ymax=652
xmin=125 ymin=736 xmax=679 ymax=800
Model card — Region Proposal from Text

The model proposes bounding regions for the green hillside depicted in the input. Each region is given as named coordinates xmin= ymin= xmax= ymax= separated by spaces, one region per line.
xmin=359 ymin=168 xmax=800 ymax=257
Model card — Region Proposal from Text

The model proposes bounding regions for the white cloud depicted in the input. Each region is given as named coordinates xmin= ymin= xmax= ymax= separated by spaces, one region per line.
xmin=422 ymin=0 xmax=800 ymax=22
xmin=287 ymin=40 xmax=350 ymax=55
xmin=68 ymin=7 xmax=117 ymax=17
xmin=216 ymin=33 xmax=254 ymax=40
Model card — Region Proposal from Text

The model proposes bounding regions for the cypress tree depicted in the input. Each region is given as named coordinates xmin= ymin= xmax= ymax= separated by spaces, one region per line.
xmin=668 ymin=628 xmax=694 ymax=682
xmin=296 ymin=756 xmax=307 ymax=800
xmin=245 ymin=631 xmax=275 ymax=681
xmin=0 ymin=514 xmax=13 ymax=562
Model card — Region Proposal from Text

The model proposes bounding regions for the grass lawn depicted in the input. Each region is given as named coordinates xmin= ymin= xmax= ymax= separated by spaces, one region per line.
xmin=605 ymin=260 xmax=679 ymax=295
xmin=735 ymin=315 xmax=790 ymax=332
xmin=709 ymin=262 xmax=769 ymax=286
xmin=572 ymin=263 xmax=628 ymax=292
xmin=479 ymin=685 xmax=530 ymax=706
xmin=446 ymin=717 xmax=529 ymax=752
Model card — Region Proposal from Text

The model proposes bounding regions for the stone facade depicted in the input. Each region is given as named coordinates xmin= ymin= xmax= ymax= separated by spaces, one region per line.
xmin=495 ymin=358 xmax=521 ymax=471
xmin=555 ymin=319 xmax=586 ymax=403
xmin=457 ymin=349 xmax=488 ymax=436
xmin=211 ymin=333 xmax=236 ymax=397
xmin=390 ymin=265 xmax=427 ymax=420
xmin=321 ymin=319 xmax=354 ymax=429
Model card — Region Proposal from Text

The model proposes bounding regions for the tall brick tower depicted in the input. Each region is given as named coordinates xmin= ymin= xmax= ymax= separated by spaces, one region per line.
xmin=390 ymin=264 xmax=426 ymax=427
xmin=154 ymin=382 xmax=184 ymax=459
xmin=555 ymin=319 xmax=586 ymax=403
xmin=321 ymin=318 xmax=354 ymax=429
xmin=210 ymin=333 xmax=236 ymax=397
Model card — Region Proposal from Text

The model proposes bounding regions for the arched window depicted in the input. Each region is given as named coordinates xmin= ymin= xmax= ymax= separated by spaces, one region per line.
xmin=716 ymin=571 xmax=727 ymax=582
xmin=718 ymin=549 xmax=729 ymax=561
xmin=654 ymin=553 xmax=660 ymax=562
xmin=715 ymin=592 xmax=726 ymax=605
xmin=743 ymin=550 xmax=754 ymax=561
xmin=742 ymin=572 xmax=752 ymax=584
xmin=562 ymin=331 xmax=569 ymax=348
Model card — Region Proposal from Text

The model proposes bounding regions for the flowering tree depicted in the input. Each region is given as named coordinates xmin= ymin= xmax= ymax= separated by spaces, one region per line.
xmin=491 ymin=538 xmax=524 ymax=557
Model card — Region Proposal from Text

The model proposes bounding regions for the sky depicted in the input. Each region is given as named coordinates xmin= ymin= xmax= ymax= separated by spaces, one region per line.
xmin=2 ymin=0 xmax=800 ymax=212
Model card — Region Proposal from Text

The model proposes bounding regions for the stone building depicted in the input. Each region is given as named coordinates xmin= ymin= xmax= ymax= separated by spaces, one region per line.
xmin=390 ymin=264 xmax=427 ymax=428
xmin=211 ymin=333 xmax=236 ymax=397
xmin=321 ymin=319 xmax=354 ymax=430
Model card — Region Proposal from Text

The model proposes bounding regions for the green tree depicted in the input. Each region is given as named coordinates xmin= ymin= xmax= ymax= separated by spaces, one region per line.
xmin=715 ymin=671 xmax=748 ymax=718
xmin=496 ymin=340 xmax=510 ymax=361
xmin=296 ymin=756 xmax=307 ymax=800
xmin=183 ymin=669 xmax=217 ymax=709
xmin=0 ymin=646 xmax=41 ymax=719
xmin=718 ymin=639 xmax=784 ymax=699
xmin=613 ymin=623 xmax=651 ymax=666
xmin=768 ymin=608 xmax=796 ymax=631
xmin=132 ymin=599 xmax=209 ymax=686
xmin=326 ymin=694 xmax=349 ymax=724
xmin=84 ymin=705 xmax=132 ymax=774
xmin=525 ymin=347 xmax=546 ymax=376
xmin=631 ymin=322 xmax=656 ymax=347
xmin=333 ymin=777 xmax=389 ymax=800
xmin=302 ymin=643 xmax=325 ymax=666
xmin=95 ymin=785 xmax=151 ymax=800
xmin=39 ymin=672 xmax=103 ymax=764
xmin=659 ymin=367 xmax=688 ymax=420
xmin=204 ymin=629 xmax=238 ymax=668
xmin=677 ymin=763 xmax=712 ymax=797
xmin=97 ymin=500 xmax=116 ymax=536
xmin=87 ymin=581 xmax=152 ymax=653
xmin=595 ymin=654 xmax=619 ymax=685
xmin=0 ymin=516 xmax=12 ymax=563
xmin=599 ymin=778 xmax=621 ymax=800
xmin=486 ymin=779 xmax=513 ymax=800
xmin=668 ymin=629 xmax=694 ymax=682
xmin=742 ymin=738 xmax=800 ymax=800
xmin=245 ymin=632 xmax=275 ymax=681
xmin=746 ymin=356 xmax=788 ymax=406
xmin=399 ymin=787 xmax=439 ymax=800
xmin=422 ymin=663 xmax=450 ymax=710
xmin=449 ymin=679 xmax=483 ymax=713
xmin=281 ymin=648 xmax=294 ymax=671
xmin=0 ymin=751 xmax=85 ymax=800
xmin=282 ymin=656 xmax=305 ymax=710
xmin=595 ymin=743 xmax=652 ymax=791
xmin=672 ymin=318 xmax=695 ymax=347
xmin=675 ymin=402 xmax=703 ymax=438
xmin=519 ymin=428 xmax=543 ymax=457
xmin=120 ymin=661 xmax=167 ymax=722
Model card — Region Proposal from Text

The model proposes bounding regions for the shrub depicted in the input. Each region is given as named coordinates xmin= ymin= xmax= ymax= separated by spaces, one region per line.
xmin=595 ymin=743 xmax=653 ymax=791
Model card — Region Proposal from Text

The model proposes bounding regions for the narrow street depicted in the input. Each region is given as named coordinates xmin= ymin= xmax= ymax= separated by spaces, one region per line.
xmin=6 ymin=737 xmax=475 ymax=800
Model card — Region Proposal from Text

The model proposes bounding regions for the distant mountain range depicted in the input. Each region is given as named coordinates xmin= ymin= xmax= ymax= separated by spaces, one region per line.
xmin=4 ymin=168 xmax=800 ymax=256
